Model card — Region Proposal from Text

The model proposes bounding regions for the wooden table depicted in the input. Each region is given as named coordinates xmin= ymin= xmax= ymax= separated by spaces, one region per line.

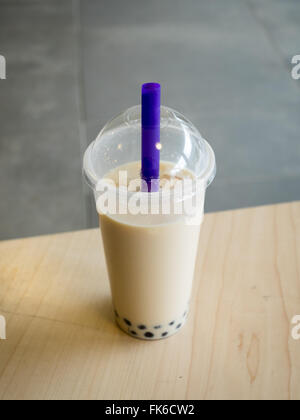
xmin=0 ymin=202 xmax=300 ymax=400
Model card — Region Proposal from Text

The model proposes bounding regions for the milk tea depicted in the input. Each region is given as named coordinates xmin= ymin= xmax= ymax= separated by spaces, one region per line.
xmin=98 ymin=162 xmax=203 ymax=340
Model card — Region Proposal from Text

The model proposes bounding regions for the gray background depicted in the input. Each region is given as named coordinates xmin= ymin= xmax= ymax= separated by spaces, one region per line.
xmin=0 ymin=0 xmax=299 ymax=240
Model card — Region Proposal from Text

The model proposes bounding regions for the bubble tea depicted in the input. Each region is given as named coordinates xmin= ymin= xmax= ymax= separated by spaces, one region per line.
xmin=83 ymin=84 xmax=216 ymax=340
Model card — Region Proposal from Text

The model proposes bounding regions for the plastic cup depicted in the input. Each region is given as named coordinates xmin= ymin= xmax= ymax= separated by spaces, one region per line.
xmin=83 ymin=105 xmax=216 ymax=340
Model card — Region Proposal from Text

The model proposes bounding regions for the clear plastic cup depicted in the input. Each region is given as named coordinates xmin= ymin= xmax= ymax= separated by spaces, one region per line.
xmin=83 ymin=105 xmax=216 ymax=340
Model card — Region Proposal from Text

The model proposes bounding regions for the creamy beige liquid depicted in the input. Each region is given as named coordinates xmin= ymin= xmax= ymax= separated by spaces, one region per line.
xmin=98 ymin=162 xmax=202 ymax=340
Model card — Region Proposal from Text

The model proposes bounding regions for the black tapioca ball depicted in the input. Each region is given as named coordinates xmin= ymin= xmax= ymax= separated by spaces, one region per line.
xmin=154 ymin=325 xmax=161 ymax=329
xmin=138 ymin=325 xmax=146 ymax=330
xmin=176 ymin=323 xmax=182 ymax=329
xmin=144 ymin=332 xmax=154 ymax=338
xmin=124 ymin=318 xmax=132 ymax=326
xmin=130 ymin=330 xmax=137 ymax=336
xmin=162 ymin=332 xmax=168 ymax=337
xmin=169 ymin=321 xmax=175 ymax=326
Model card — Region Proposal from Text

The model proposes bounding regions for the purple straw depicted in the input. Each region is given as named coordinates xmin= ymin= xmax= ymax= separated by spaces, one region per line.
xmin=141 ymin=83 xmax=161 ymax=192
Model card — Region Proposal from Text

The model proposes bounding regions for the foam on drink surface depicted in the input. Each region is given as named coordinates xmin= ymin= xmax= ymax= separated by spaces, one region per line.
xmin=104 ymin=161 xmax=194 ymax=192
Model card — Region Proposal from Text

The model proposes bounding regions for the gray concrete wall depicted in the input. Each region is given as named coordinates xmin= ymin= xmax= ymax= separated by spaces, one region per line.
xmin=0 ymin=0 xmax=299 ymax=239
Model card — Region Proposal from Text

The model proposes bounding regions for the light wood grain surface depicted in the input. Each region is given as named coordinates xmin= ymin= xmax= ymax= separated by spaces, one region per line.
xmin=0 ymin=202 xmax=300 ymax=400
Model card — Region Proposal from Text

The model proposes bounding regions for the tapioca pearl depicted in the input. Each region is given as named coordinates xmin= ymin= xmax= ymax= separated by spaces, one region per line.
xmin=124 ymin=318 xmax=132 ymax=326
xmin=144 ymin=332 xmax=154 ymax=338
xmin=138 ymin=325 xmax=146 ymax=330
xmin=169 ymin=321 xmax=175 ymax=326
xmin=183 ymin=311 xmax=187 ymax=317
xmin=162 ymin=332 xmax=168 ymax=337
xmin=130 ymin=330 xmax=137 ymax=336
xmin=176 ymin=323 xmax=182 ymax=329
xmin=154 ymin=325 xmax=161 ymax=329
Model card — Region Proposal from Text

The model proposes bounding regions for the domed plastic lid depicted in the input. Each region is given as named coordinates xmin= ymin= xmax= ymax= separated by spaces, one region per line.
xmin=83 ymin=105 xmax=216 ymax=191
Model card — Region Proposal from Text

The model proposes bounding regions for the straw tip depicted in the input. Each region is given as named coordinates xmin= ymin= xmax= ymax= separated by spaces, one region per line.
xmin=142 ymin=82 xmax=161 ymax=92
